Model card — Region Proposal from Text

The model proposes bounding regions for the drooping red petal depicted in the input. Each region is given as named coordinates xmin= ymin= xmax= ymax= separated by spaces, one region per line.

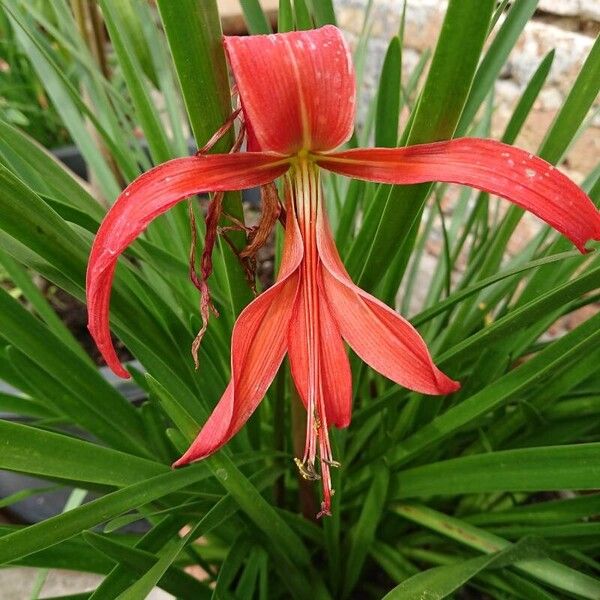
xmin=316 ymin=201 xmax=460 ymax=396
xmin=317 ymin=139 xmax=600 ymax=253
xmin=224 ymin=25 xmax=356 ymax=154
xmin=316 ymin=293 xmax=353 ymax=428
xmin=86 ymin=153 xmax=289 ymax=378
xmin=288 ymin=272 xmax=352 ymax=429
xmin=174 ymin=195 xmax=304 ymax=465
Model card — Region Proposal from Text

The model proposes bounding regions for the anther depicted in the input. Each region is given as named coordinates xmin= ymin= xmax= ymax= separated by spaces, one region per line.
xmin=294 ymin=458 xmax=320 ymax=481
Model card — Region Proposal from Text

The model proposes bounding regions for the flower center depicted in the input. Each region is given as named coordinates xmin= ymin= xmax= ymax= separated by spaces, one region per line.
xmin=289 ymin=159 xmax=338 ymax=518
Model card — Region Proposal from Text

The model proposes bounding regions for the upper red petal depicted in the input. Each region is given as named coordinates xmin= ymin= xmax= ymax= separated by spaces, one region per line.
xmin=173 ymin=190 xmax=304 ymax=464
xmin=86 ymin=153 xmax=289 ymax=378
xmin=315 ymin=200 xmax=459 ymax=396
xmin=224 ymin=26 xmax=356 ymax=154
xmin=317 ymin=139 xmax=600 ymax=253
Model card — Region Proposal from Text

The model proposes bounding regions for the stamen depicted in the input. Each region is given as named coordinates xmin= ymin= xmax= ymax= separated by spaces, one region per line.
xmin=291 ymin=159 xmax=341 ymax=518
xmin=294 ymin=458 xmax=320 ymax=481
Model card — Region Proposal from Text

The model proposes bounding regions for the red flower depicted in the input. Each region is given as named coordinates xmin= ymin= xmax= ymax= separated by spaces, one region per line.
xmin=86 ymin=26 xmax=600 ymax=517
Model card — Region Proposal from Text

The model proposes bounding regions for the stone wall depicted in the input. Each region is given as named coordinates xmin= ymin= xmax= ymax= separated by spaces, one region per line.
xmin=335 ymin=0 xmax=599 ymax=180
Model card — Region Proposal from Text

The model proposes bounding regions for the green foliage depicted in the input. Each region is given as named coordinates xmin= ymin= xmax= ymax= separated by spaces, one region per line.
xmin=0 ymin=0 xmax=598 ymax=598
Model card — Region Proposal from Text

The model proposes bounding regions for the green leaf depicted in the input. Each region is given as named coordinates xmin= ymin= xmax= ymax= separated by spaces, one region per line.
xmin=393 ymin=443 xmax=600 ymax=498
xmin=278 ymin=0 xmax=294 ymax=32
xmin=88 ymin=517 xmax=184 ymax=599
xmin=155 ymin=0 xmax=231 ymax=151
xmin=0 ymin=419 xmax=165 ymax=487
xmin=83 ymin=531 xmax=211 ymax=600
xmin=0 ymin=247 xmax=84 ymax=357
xmin=239 ymin=0 xmax=272 ymax=34
xmin=343 ymin=464 xmax=390 ymax=597
xmin=540 ymin=33 xmax=600 ymax=163
xmin=382 ymin=538 xmax=546 ymax=600
xmin=0 ymin=465 xmax=210 ymax=566
xmin=1 ymin=1 xmax=120 ymax=199
xmin=0 ymin=120 xmax=104 ymax=220
xmin=0 ymin=282 xmax=147 ymax=455
xmin=411 ymin=250 xmax=579 ymax=327
xmin=99 ymin=0 xmax=173 ymax=165
xmin=439 ymin=264 xmax=600 ymax=365
xmin=146 ymin=373 xmax=206 ymax=439
xmin=294 ymin=0 xmax=313 ymax=31
xmin=346 ymin=0 xmax=495 ymax=290
xmin=198 ymin=456 xmax=324 ymax=600
xmin=156 ymin=0 xmax=251 ymax=319
xmin=375 ymin=37 xmax=401 ymax=148
xmin=389 ymin=310 xmax=600 ymax=468
xmin=0 ymin=529 xmax=114 ymax=574
xmin=456 ymin=0 xmax=537 ymax=134
xmin=394 ymin=504 xmax=600 ymax=599
xmin=308 ymin=0 xmax=337 ymax=26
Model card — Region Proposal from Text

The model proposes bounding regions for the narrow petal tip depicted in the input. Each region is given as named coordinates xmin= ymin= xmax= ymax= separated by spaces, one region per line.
xmin=171 ymin=452 xmax=198 ymax=469
xmin=435 ymin=374 xmax=461 ymax=395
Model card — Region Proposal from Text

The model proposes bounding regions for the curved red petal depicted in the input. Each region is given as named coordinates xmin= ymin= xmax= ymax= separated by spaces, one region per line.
xmin=86 ymin=153 xmax=289 ymax=378
xmin=174 ymin=194 xmax=304 ymax=464
xmin=317 ymin=139 xmax=600 ymax=253
xmin=224 ymin=25 xmax=356 ymax=154
xmin=174 ymin=273 xmax=299 ymax=465
xmin=316 ymin=201 xmax=459 ymax=396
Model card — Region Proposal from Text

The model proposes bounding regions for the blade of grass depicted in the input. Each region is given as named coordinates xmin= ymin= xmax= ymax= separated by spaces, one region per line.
xmin=0 ymin=465 xmax=211 ymax=565
xmin=346 ymin=0 xmax=495 ymax=290
xmin=394 ymin=504 xmax=600 ymax=599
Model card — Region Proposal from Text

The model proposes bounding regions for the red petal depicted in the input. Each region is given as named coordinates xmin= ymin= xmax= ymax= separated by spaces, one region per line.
xmin=288 ymin=274 xmax=352 ymax=429
xmin=174 ymin=194 xmax=304 ymax=464
xmin=317 ymin=139 xmax=600 ymax=253
xmin=86 ymin=153 xmax=289 ymax=378
xmin=224 ymin=25 xmax=355 ymax=154
xmin=316 ymin=202 xmax=460 ymax=396
xmin=316 ymin=292 xmax=353 ymax=428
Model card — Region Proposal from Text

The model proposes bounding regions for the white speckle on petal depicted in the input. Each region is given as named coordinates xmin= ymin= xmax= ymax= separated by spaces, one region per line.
xmin=295 ymin=40 xmax=304 ymax=49
xmin=525 ymin=168 xmax=536 ymax=179
xmin=501 ymin=152 xmax=510 ymax=158
xmin=164 ymin=176 xmax=172 ymax=183
xmin=507 ymin=159 xmax=515 ymax=167
xmin=124 ymin=191 xmax=130 ymax=197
